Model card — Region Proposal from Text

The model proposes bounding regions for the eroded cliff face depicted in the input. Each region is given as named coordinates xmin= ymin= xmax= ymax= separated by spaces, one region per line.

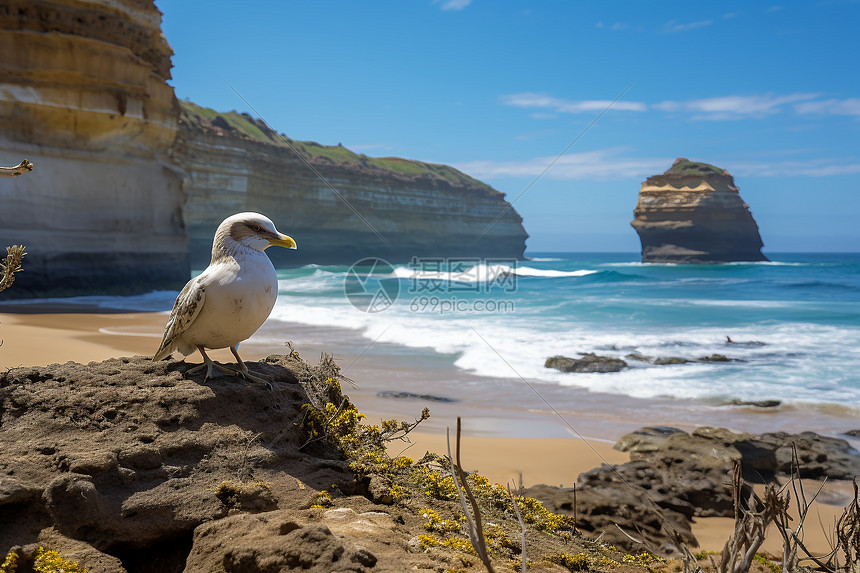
xmin=630 ymin=159 xmax=767 ymax=264
xmin=0 ymin=0 xmax=188 ymax=295
xmin=173 ymin=103 xmax=528 ymax=267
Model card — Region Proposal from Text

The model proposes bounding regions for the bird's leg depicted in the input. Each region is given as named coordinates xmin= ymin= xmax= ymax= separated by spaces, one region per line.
xmin=185 ymin=346 xmax=227 ymax=382
xmin=229 ymin=345 xmax=273 ymax=391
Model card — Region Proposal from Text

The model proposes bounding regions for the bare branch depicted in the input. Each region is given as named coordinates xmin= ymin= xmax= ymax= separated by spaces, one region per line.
xmin=447 ymin=418 xmax=496 ymax=573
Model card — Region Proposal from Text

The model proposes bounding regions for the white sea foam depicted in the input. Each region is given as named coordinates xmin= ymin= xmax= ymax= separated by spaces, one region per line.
xmin=391 ymin=263 xmax=596 ymax=282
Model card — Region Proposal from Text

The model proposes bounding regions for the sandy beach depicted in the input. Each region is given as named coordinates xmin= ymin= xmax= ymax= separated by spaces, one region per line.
xmin=0 ymin=308 xmax=855 ymax=555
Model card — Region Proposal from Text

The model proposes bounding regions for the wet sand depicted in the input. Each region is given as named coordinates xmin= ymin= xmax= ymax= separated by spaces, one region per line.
xmin=0 ymin=309 xmax=856 ymax=554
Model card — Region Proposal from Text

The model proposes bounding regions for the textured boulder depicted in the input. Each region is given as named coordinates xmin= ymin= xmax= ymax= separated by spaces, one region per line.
xmin=545 ymin=353 xmax=627 ymax=373
xmin=174 ymin=102 xmax=529 ymax=267
xmin=614 ymin=426 xmax=860 ymax=482
xmin=630 ymin=158 xmax=767 ymax=263
xmin=526 ymin=425 xmax=860 ymax=554
xmin=0 ymin=0 xmax=189 ymax=296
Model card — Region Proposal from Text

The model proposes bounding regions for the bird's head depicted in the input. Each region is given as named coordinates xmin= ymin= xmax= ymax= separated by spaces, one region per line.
xmin=220 ymin=212 xmax=297 ymax=252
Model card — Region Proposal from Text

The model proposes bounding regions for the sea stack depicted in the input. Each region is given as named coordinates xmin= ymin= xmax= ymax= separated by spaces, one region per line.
xmin=630 ymin=158 xmax=767 ymax=264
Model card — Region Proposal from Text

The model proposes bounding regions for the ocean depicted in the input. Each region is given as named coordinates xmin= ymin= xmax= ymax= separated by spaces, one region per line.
xmin=7 ymin=252 xmax=860 ymax=440
xmin=267 ymin=252 xmax=860 ymax=406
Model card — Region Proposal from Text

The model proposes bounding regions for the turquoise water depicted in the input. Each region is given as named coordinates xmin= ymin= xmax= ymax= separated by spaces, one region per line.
xmin=267 ymin=252 xmax=860 ymax=409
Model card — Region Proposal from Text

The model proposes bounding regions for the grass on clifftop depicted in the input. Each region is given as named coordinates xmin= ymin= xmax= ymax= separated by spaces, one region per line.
xmin=665 ymin=158 xmax=730 ymax=177
xmin=179 ymin=100 xmax=496 ymax=191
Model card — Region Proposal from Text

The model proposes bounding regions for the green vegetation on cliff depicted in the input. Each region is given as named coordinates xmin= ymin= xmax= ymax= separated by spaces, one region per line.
xmin=665 ymin=158 xmax=729 ymax=177
xmin=179 ymin=100 xmax=496 ymax=191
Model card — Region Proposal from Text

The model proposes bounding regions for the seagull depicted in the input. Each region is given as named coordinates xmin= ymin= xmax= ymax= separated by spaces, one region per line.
xmin=153 ymin=212 xmax=296 ymax=387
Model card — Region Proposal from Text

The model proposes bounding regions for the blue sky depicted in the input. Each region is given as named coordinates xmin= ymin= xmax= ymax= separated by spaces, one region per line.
xmin=156 ymin=1 xmax=859 ymax=253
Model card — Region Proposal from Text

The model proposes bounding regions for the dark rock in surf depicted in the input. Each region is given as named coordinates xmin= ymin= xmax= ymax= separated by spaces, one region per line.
xmin=545 ymin=353 xmax=627 ymax=373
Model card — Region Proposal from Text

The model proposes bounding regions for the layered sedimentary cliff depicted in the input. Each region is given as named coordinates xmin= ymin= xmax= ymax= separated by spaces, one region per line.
xmin=173 ymin=102 xmax=528 ymax=267
xmin=0 ymin=0 xmax=188 ymax=295
xmin=630 ymin=159 xmax=767 ymax=263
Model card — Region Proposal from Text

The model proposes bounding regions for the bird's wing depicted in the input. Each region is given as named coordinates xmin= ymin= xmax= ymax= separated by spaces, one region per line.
xmin=152 ymin=277 xmax=206 ymax=361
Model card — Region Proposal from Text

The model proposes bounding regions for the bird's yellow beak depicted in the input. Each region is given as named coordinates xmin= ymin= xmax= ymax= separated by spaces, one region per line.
xmin=267 ymin=234 xmax=297 ymax=250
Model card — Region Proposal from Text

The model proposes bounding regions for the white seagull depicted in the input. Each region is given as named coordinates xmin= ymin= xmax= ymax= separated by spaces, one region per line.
xmin=153 ymin=212 xmax=297 ymax=386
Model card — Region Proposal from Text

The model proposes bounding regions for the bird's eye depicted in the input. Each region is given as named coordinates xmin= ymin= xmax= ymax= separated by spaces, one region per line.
xmin=251 ymin=224 xmax=262 ymax=232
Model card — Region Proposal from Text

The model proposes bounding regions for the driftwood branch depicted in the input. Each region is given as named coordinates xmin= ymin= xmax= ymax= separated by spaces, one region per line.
xmin=0 ymin=159 xmax=34 ymax=177
xmin=718 ymin=462 xmax=786 ymax=573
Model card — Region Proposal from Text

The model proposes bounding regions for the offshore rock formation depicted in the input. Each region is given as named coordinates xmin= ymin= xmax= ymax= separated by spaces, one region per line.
xmin=0 ymin=0 xmax=188 ymax=296
xmin=173 ymin=102 xmax=528 ymax=267
xmin=631 ymin=159 xmax=767 ymax=263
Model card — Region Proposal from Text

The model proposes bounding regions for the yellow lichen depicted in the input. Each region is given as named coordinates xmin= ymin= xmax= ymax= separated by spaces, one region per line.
xmin=418 ymin=534 xmax=476 ymax=555
xmin=549 ymin=552 xmax=592 ymax=571
xmin=388 ymin=483 xmax=411 ymax=503
xmin=0 ymin=551 xmax=18 ymax=573
xmin=33 ymin=547 xmax=88 ymax=573
xmin=421 ymin=508 xmax=462 ymax=533
xmin=310 ymin=489 xmax=334 ymax=508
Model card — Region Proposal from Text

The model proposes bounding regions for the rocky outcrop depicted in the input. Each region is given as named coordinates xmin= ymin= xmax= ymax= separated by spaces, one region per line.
xmin=630 ymin=158 xmax=767 ymax=264
xmin=0 ymin=0 xmax=189 ymax=296
xmin=527 ymin=425 xmax=860 ymax=554
xmin=0 ymin=352 xmax=632 ymax=572
xmin=173 ymin=102 xmax=529 ymax=267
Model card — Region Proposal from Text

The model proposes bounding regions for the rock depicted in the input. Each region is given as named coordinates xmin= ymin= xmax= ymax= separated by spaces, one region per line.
xmin=376 ymin=391 xmax=457 ymax=403
xmin=617 ymin=425 xmax=860 ymax=482
xmin=728 ymin=399 xmax=781 ymax=408
xmin=845 ymin=429 xmax=860 ymax=438
xmin=697 ymin=354 xmax=737 ymax=362
xmin=0 ymin=354 xmax=352 ymax=568
xmin=625 ymin=353 xmax=653 ymax=363
xmin=630 ymin=158 xmax=768 ymax=264
xmin=37 ymin=528 xmax=127 ymax=573
xmin=545 ymin=353 xmax=627 ymax=373
xmin=0 ymin=0 xmax=188 ymax=296
xmin=654 ymin=356 xmax=690 ymax=365
xmin=613 ymin=426 xmax=688 ymax=453
xmin=526 ymin=474 xmax=701 ymax=554
xmin=0 ymin=478 xmax=39 ymax=507
xmin=176 ymin=103 xmax=528 ymax=267
xmin=184 ymin=512 xmax=378 ymax=573
xmin=42 ymin=474 xmax=103 ymax=534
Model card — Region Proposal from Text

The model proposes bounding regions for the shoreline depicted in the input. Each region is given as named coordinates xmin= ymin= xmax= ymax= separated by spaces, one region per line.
xmin=1 ymin=307 xmax=857 ymax=554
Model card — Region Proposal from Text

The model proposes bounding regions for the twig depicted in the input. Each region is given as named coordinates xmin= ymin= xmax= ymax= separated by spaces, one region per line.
xmin=507 ymin=483 xmax=527 ymax=573
xmin=447 ymin=418 xmax=496 ymax=573
xmin=718 ymin=461 xmax=784 ymax=573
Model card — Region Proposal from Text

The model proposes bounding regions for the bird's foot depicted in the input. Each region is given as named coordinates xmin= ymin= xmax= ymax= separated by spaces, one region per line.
xmin=185 ymin=361 xmax=226 ymax=382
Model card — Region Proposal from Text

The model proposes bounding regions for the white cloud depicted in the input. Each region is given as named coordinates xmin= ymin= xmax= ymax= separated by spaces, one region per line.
xmin=452 ymin=148 xmax=860 ymax=183
xmin=500 ymin=92 xmax=647 ymax=114
xmin=454 ymin=148 xmax=668 ymax=181
xmin=435 ymin=0 xmax=471 ymax=10
xmin=730 ymin=159 xmax=860 ymax=177
xmin=654 ymin=93 xmax=820 ymax=119
xmin=794 ymin=98 xmax=860 ymax=116
xmin=661 ymin=19 xmax=713 ymax=33
xmin=502 ymin=91 xmax=859 ymax=121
